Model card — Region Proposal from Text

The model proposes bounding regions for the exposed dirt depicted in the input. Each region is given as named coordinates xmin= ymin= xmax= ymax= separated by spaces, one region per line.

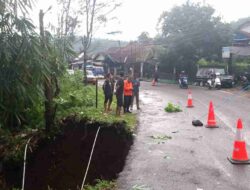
xmin=3 ymin=118 xmax=133 ymax=190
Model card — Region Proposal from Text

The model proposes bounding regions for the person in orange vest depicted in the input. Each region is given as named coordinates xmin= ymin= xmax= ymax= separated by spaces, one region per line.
xmin=123 ymin=76 xmax=133 ymax=113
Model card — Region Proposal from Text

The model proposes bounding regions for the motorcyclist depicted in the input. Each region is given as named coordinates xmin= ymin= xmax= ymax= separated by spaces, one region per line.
xmin=210 ymin=73 xmax=216 ymax=85
xmin=241 ymin=72 xmax=250 ymax=89
xmin=179 ymin=71 xmax=186 ymax=78
xmin=208 ymin=72 xmax=221 ymax=89
xmin=179 ymin=71 xmax=188 ymax=88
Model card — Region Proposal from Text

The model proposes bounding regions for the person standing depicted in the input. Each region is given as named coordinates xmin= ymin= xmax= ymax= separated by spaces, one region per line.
xmin=153 ymin=71 xmax=159 ymax=85
xmin=115 ymin=72 xmax=124 ymax=116
xmin=131 ymin=75 xmax=140 ymax=110
xmin=102 ymin=73 xmax=113 ymax=113
xmin=123 ymin=76 xmax=133 ymax=113
xmin=109 ymin=72 xmax=115 ymax=111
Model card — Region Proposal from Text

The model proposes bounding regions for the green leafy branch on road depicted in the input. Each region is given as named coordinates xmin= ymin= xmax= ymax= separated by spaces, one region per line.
xmin=150 ymin=135 xmax=172 ymax=144
xmin=150 ymin=135 xmax=172 ymax=140
xmin=132 ymin=184 xmax=150 ymax=190
xmin=164 ymin=103 xmax=182 ymax=113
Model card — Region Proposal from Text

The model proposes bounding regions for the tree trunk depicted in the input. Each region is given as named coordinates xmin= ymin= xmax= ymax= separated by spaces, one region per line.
xmin=228 ymin=53 xmax=233 ymax=75
xmin=83 ymin=49 xmax=87 ymax=84
xmin=39 ymin=10 xmax=55 ymax=133
xmin=44 ymin=78 xmax=55 ymax=133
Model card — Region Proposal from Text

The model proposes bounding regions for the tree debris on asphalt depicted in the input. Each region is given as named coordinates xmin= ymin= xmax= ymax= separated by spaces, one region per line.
xmin=132 ymin=184 xmax=150 ymax=190
xmin=164 ymin=103 xmax=182 ymax=113
xmin=150 ymin=135 xmax=172 ymax=140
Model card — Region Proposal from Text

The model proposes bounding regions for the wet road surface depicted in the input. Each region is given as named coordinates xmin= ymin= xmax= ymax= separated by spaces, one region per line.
xmin=117 ymin=82 xmax=250 ymax=190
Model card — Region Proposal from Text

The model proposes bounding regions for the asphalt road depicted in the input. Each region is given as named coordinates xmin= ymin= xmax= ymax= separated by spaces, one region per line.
xmin=117 ymin=82 xmax=250 ymax=190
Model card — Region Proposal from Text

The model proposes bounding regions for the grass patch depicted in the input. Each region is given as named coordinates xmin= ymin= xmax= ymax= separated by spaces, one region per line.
xmin=56 ymin=72 xmax=137 ymax=132
xmin=164 ymin=103 xmax=182 ymax=113
xmin=84 ymin=179 xmax=116 ymax=190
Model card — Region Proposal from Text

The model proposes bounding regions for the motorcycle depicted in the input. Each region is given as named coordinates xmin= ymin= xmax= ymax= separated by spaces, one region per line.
xmin=179 ymin=76 xmax=188 ymax=89
xmin=207 ymin=74 xmax=221 ymax=90
xmin=241 ymin=75 xmax=250 ymax=90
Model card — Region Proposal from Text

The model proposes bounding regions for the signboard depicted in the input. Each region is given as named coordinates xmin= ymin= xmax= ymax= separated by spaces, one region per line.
xmin=222 ymin=47 xmax=230 ymax=58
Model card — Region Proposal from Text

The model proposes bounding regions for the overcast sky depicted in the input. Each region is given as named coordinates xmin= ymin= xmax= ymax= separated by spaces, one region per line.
xmin=33 ymin=0 xmax=250 ymax=41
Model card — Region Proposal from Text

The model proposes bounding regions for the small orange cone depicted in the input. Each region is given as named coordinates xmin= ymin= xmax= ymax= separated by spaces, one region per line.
xmin=186 ymin=91 xmax=194 ymax=108
xmin=152 ymin=79 xmax=156 ymax=86
xmin=228 ymin=119 xmax=250 ymax=164
xmin=205 ymin=101 xmax=219 ymax=128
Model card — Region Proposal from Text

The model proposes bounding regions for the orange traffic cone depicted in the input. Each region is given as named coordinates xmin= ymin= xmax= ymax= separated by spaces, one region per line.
xmin=228 ymin=119 xmax=250 ymax=164
xmin=186 ymin=91 xmax=194 ymax=108
xmin=152 ymin=79 xmax=156 ymax=86
xmin=205 ymin=101 xmax=219 ymax=128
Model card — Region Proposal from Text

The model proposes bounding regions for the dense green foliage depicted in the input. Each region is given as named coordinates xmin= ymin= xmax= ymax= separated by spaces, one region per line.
xmin=196 ymin=58 xmax=225 ymax=67
xmin=0 ymin=5 xmax=74 ymax=130
xmin=0 ymin=13 xmax=46 ymax=129
xmin=157 ymin=3 xmax=233 ymax=79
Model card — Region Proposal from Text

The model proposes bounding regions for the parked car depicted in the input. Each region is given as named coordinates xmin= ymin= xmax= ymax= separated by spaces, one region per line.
xmin=86 ymin=65 xmax=104 ymax=79
xmin=86 ymin=70 xmax=97 ymax=84
xmin=196 ymin=67 xmax=234 ymax=88
xmin=220 ymin=75 xmax=234 ymax=88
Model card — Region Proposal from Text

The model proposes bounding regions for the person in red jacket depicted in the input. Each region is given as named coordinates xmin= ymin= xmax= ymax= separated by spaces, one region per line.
xmin=123 ymin=76 xmax=133 ymax=113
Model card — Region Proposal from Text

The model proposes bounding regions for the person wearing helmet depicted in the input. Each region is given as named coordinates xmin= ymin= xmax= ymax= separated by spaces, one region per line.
xmin=179 ymin=71 xmax=186 ymax=78
xmin=179 ymin=71 xmax=188 ymax=88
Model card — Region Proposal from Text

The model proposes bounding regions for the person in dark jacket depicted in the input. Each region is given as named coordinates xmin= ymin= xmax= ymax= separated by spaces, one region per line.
xmin=153 ymin=71 xmax=159 ymax=85
xmin=115 ymin=72 xmax=124 ymax=116
xmin=109 ymin=73 xmax=115 ymax=111
xmin=103 ymin=73 xmax=113 ymax=113
xmin=131 ymin=75 xmax=140 ymax=110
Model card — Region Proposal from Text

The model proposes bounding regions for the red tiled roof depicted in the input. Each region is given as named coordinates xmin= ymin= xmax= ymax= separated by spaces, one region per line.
xmin=104 ymin=42 xmax=156 ymax=64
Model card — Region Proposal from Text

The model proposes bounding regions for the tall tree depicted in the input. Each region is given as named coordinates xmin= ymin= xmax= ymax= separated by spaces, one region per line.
xmin=158 ymin=2 xmax=232 ymax=78
xmin=79 ymin=0 xmax=121 ymax=83
xmin=56 ymin=0 xmax=78 ymax=38
xmin=0 ymin=2 xmax=73 ymax=131
xmin=39 ymin=9 xmax=74 ymax=133
xmin=138 ymin=31 xmax=152 ymax=45
xmin=0 ymin=6 xmax=47 ymax=129
xmin=0 ymin=0 xmax=34 ymax=16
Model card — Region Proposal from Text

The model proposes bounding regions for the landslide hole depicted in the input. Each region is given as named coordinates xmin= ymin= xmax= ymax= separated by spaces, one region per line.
xmin=23 ymin=123 xmax=133 ymax=190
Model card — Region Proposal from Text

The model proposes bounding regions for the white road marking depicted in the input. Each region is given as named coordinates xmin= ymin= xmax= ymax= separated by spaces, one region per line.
xmin=193 ymin=97 xmax=232 ymax=178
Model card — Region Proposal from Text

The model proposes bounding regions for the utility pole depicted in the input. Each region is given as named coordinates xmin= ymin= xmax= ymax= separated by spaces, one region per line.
xmin=228 ymin=53 xmax=233 ymax=75
xmin=106 ymin=31 xmax=122 ymax=76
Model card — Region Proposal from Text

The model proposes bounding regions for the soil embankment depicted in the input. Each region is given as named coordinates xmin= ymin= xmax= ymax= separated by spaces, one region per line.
xmin=3 ymin=119 xmax=133 ymax=190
